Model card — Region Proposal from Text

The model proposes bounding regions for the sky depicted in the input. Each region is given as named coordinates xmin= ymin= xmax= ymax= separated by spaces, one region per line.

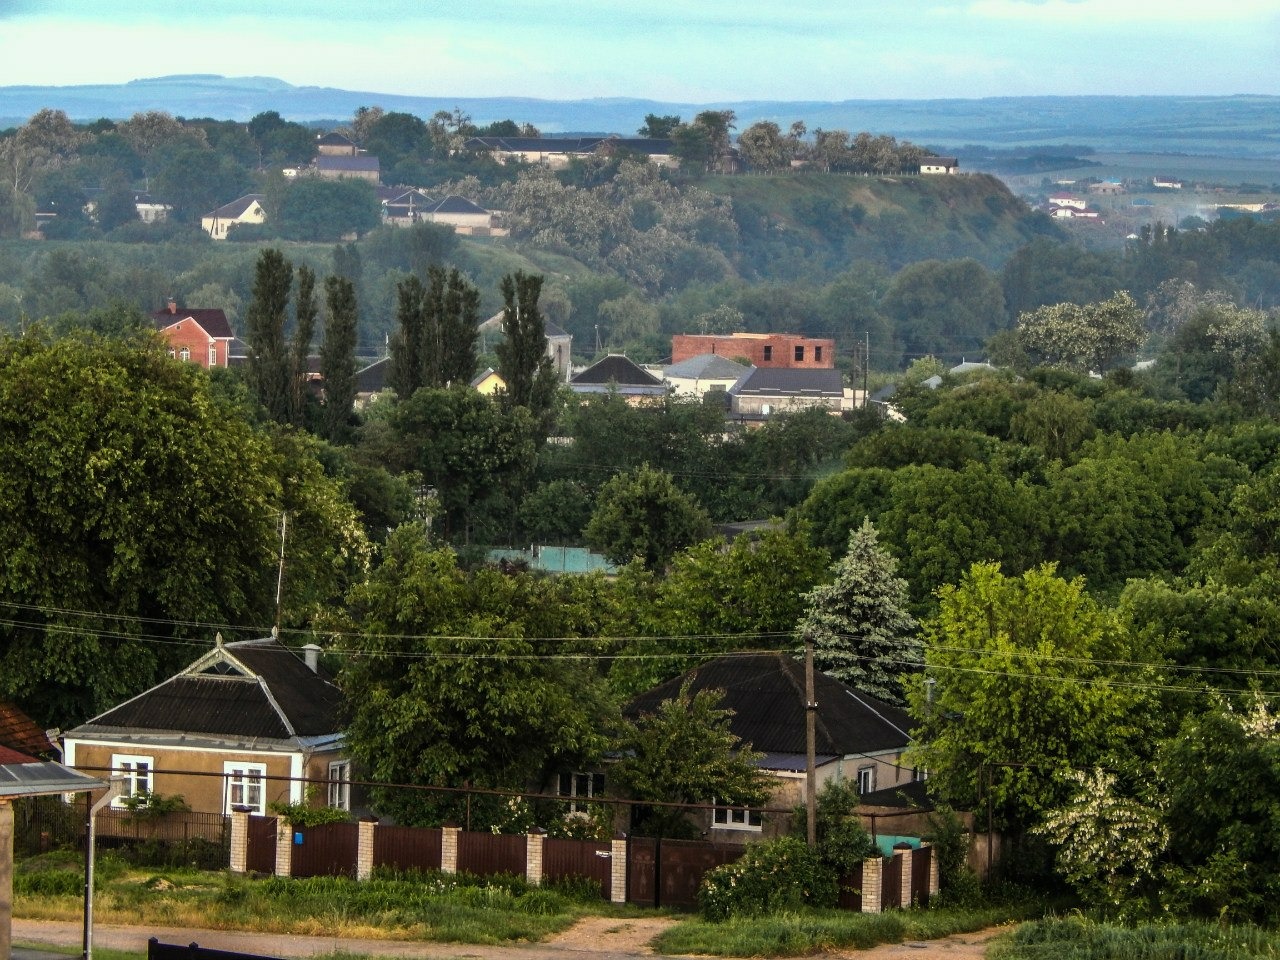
xmin=0 ymin=0 xmax=1277 ymax=102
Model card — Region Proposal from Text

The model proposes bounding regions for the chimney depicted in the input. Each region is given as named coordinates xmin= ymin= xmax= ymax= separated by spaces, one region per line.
xmin=166 ymin=297 xmax=177 ymax=315
xmin=302 ymin=643 xmax=322 ymax=673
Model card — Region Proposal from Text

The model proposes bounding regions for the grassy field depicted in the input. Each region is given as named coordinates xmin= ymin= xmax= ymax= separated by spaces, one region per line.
xmin=991 ymin=916 xmax=1280 ymax=960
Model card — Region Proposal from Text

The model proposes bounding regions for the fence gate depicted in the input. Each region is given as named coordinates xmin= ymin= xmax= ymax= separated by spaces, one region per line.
xmin=625 ymin=837 xmax=742 ymax=910
xmin=626 ymin=836 xmax=657 ymax=907
xmin=911 ymin=845 xmax=932 ymax=906
xmin=881 ymin=854 xmax=902 ymax=911
xmin=245 ymin=815 xmax=276 ymax=875
xmin=291 ymin=821 xmax=359 ymax=878
xmin=543 ymin=837 xmax=612 ymax=899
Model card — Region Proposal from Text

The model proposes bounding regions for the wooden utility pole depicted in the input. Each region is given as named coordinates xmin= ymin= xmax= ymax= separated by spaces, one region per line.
xmin=805 ymin=633 xmax=817 ymax=848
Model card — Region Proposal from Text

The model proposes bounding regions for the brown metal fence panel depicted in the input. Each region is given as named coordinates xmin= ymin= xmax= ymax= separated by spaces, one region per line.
xmin=291 ymin=821 xmax=360 ymax=878
xmin=456 ymin=830 xmax=526 ymax=878
xmin=542 ymin=837 xmax=612 ymax=899
xmin=627 ymin=836 xmax=657 ymax=907
xmin=246 ymin=815 xmax=277 ymax=875
xmin=373 ymin=825 xmax=443 ymax=874
xmin=881 ymin=854 xmax=902 ymax=911
xmin=911 ymin=846 xmax=931 ymax=907
xmin=837 ymin=861 xmax=864 ymax=911
xmin=656 ymin=838 xmax=743 ymax=911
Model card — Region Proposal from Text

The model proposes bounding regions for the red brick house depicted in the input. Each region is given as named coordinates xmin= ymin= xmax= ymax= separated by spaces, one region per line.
xmin=672 ymin=333 xmax=836 ymax=369
xmin=150 ymin=300 xmax=234 ymax=369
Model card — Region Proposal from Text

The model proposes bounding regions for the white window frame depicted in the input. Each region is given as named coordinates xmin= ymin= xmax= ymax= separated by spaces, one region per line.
xmin=224 ymin=761 xmax=268 ymax=814
xmin=208 ymin=344 xmax=218 ymax=367
xmin=712 ymin=799 xmax=762 ymax=831
xmin=558 ymin=771 xmax=604 ymax=815
xmin=327 ymin=760 xmax=351 ymax=811
xmin=179 ymin=346 xmax=190 ymax=362
xmin=110 ymin=753 xmax=153 ymax=807
xmin=857 ymin=765 xmax=876 ymax=796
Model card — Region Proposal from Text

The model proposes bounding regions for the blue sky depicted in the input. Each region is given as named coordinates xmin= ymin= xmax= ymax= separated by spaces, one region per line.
xmin=0 ymin=0 xmax=1277 ymax=101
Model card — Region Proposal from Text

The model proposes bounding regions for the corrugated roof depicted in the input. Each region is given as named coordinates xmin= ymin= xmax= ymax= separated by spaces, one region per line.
xmin=69 ymin=638 xmax=343 ymax=744
xmin=0 ymin=758 xmax=103 ymax=797
xmin=206 ymin=194 xmax=264 ymax=219
xmin=625 ymin=652 xmax=912 ymax=756
xmin=316 ymin=156 xmax=380 ymax=172
xmin=427 ymin=195 xmax=489 ymax=215
xmin=571 ymin=355 xmax=664 ymax=387
xmin=730 ymin=367 xmax=844 ymax=398
xmin=664 ymin=353 xmax=750 ymax=381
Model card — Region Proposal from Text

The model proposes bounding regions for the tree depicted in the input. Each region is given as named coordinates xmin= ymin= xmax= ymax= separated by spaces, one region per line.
xmin=495 ymin=270 xmax=558 ymax=427
xmin=289 ymin=265 xmax=317 ymax=428
xmin=389 ymin=274 xmax=427 ymax=397
xmin=737 ymin=121 xmax=794 ymax=173
xmin=612 ymin=682 xmax=770 ymax=838
xmin=118 ymin=111 xmax=190 ymax=190
xmin=585 ymin=464 xmax=712 ymax=570
xmin=319 ymin=275 xmax=358 ymax=443
xmin=796 ymin=519 xmax=919 ymax=704
xmin=790 ymin=776 xmax=876 ymax=875
xmin=1015 ymin=291 xmax=1146 ymax=373
xmin=337 ymin=527 xmax=615 ymax=826
xmin=637 ymin=114 xmax=681 ymax=138
xmin=908 ymin=563 xmax=1159 ymax=831
xmin=0 ymin=333 xmax=278 ymax=724
xmin=882 ymin=259 xmax=1007 ymax=362
xmin=277 ymin=178 xmax=380 ymax=242
xmin=0 ymin=109 xmax=83 ymax=233
xmin=425 ymin=266 xmax=480 ymax=388
xmin=244 ymin=248 xmax=293 ymax=423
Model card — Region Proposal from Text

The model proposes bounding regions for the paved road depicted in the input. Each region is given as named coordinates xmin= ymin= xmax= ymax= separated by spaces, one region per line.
xmin=13 ymin=919 xmax=655 ymax=960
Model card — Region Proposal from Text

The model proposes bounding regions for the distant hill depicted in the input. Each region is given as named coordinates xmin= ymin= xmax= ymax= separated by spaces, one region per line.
xmin=2 ymin=75 xmax=1279 ymax=157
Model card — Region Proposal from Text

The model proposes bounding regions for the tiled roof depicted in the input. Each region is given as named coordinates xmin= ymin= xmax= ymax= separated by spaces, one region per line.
xmin=626 ymin=652 xmax=912 ymax=757
xmin=206 ymin=194 xmax=264 ymax=219
xmin=0 ymin=745 xmax=34 ymax=764
xmin=664 ymin=353 xmax=750 ymax=381
xmin=0 ymin=700 xmax=54 ymax=756
xmin=730 ymin=367 xmax=844 ymax=398
xmin=151 ymin=306 xmax=234 ymax=340
xmin=69 ymin=637 xmax=343 ymax=743
xmin=571 ymin=354 xmax=664 ymax=387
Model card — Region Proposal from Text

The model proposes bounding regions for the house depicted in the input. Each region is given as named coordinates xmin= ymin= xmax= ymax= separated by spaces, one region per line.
xmin=1152 ymin=176 xmax=1183 ymax=190
xmin=314 ymin=155 xmax=380 ymax=182
xmin=201 ymin=193 xmax=266 ymax=240
xmin=421 ymin=195 xmax=505 ymax=236
xmin=354 ymin=356 xmax=390 ymax=407
xmin=463 ymin=135 xmax=677 ymax=169
xmin=672 ymin=332 xmax=836 ymax=369
xmin=315 ymin=132 xmax=358 ymax=157
xmin=477 ymin=312 xmax=574 ymax=382
xmin=919 ymin=157 xmax=959 ymax=175
xmin=568 ymin=354 xmax=669 ymax=403
xmin=663 ymin=353 xmax=751 ymax=398
xmin=728 ymin=366 xmax=847 ymax=419
xmin=624 ymin=653 xmax=916 ymax=840
xmin=471 ymin=367 xmax=506 ymax=395
xmin=1088 ymin=180 xmax=1125 ymax=195
xmin=1047 ymin=193 xmax=1086 ymax=210
xmin=150 ymin=300 xmax=235 ymax=368
xmin=62 ymin=634 xmax=350 ymax=816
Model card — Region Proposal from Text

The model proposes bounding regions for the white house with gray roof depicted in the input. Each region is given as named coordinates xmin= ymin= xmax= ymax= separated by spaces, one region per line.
xmin=663 ymin=353 xmax=751 ymax=398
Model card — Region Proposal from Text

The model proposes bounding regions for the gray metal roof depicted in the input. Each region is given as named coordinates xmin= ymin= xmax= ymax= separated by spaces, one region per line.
xmin=729 ymin=367 xmax=844 ymax=398
xmin=664 ymin=353 xmax=751 ymax=381
xmin=0 ymin=758 xmax=103 ymax=798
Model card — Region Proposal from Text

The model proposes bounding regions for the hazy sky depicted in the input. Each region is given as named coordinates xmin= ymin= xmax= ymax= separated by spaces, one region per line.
xmin=1 ymin=0 xmax=1277 ymax=101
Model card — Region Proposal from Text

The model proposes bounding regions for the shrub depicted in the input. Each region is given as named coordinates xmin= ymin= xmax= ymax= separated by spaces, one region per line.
xmin=699 ymin=836 xmax=837 ymax=922
xmin=790 ymin=777 xmax=876 ymax=876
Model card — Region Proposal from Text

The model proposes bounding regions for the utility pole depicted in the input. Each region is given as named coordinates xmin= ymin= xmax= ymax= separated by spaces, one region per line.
xmin=863 ymin=330 xmax=870 ymax=408
xmin=804 ymin=633 xmax=817 ymax=849
xmin=274 ymin=512 xmax=288 ymax=634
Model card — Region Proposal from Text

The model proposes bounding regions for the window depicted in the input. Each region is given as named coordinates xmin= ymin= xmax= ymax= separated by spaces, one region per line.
xmin=558 ymin=771 xmax=604 ymax=814
xmin=224 ymin=762 xmax=267 ymax=814
xmin=208 ymin=345 xmax=218 ymax=367
xmin=795 ymin=345 xmax=805 ymax=362
xmin=328 ymin=760 xmax=351 ymax=811
xmin=912 ymin=767 xmax=928 ymax=783
xmin=110 ymin=754 xmax=153 ymax=807
xmin=762 ymin=345 xmax=773 ymax=362
xmin=179 ymin=346 xmax=190 ymax=362
xmin=814 ymin=346 xmax=823 ymax=363
xmin=857 ymin=765 xmax=876 ymax=796
xmin=167 ymin=348 xmax=176 ymax=359
xmin=713 ymin=799 xmax=762 ymax=830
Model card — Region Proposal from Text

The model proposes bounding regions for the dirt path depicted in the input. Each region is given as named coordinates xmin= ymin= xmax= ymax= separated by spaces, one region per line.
xmin=13 ymin=917 xmax=1012 ymax=960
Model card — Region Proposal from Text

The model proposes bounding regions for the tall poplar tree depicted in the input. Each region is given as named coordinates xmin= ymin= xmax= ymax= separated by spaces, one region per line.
xmin=320 ymin=275 xmax=358 ymax=443
xmin=429 ymin=265 xmax=481 ymax=388
xmin=797 ymin=518 xmax=918 ymax=704
xmin=495 ymin=270 xmax=557 ymax=429
xmin=244 ymin=248 xmax=293 ymax=423
xmin=289 ymin=264 xmax=317 ymax=427
xmin=388 ymin=274 xmax=426 ymax=398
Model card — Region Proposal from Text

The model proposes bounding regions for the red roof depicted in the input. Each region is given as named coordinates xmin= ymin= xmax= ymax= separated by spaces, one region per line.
xmin=0 ymin=700 xmax=54 ymax=756
xmin=0 ymin=744 xmax=35 ymax=764
xmin=151 ymin=306 xmax=234 ymax=340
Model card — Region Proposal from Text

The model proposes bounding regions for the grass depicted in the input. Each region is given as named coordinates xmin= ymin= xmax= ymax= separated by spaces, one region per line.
xmin=13 ymin=945 xmax=144 ymax=960
xmin=654 ymin=900 xmax=1050 ymax=957
xmin=990 ymin=916 xmax=1280 ymax=960
xmin=13 ymin=854 xmax=638 ymax=943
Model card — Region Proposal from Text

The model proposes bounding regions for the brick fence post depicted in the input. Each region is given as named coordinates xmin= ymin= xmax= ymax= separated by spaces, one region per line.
xmin=357 ymin=818 xmax=377 ymax=881
xmin=895 ymin=844 xmax=913 ymax=908
xmin=526 ymin=828 xmax=546 ymax=886
xmin=926 ymin=842 xmax=940 ymax=896
xmin=228 ymin=810 xmax=249 ymax=873
xmin=610 ymin=834 xmax=627 ymax=904
xmin=860 ymin=856 xmax=882 ymax=913
xmin=274 ymin=818 xmax=292 ymax=878
xmin=441 ymin=824 xmax=460 ymax=875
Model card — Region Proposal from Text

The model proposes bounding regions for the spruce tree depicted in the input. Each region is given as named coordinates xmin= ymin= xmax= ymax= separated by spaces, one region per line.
xmin=797 ymin=518 xmax=919 ymax=704
xmin=244 ymin=248 xmax=293 ymax=423
xmin=320 ymin=275 xmax=358 ymax=444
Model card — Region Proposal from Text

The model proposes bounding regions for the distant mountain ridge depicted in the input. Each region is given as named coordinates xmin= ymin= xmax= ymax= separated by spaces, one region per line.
xmin=3 ymin=74 xmax=1279 ymax=157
